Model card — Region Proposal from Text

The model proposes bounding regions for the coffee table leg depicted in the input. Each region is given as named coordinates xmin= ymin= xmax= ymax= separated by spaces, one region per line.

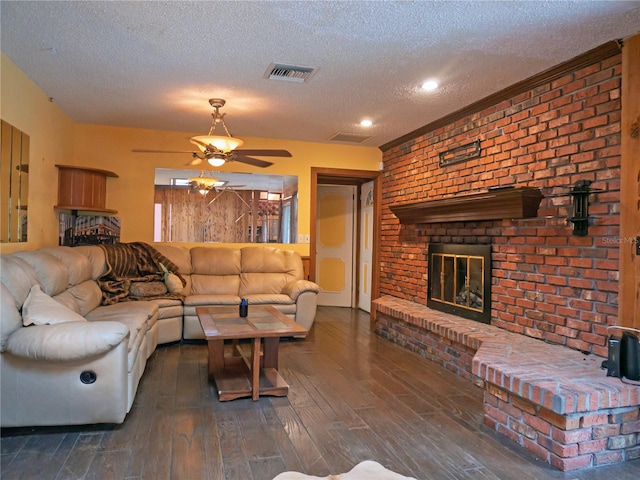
xmin=251 ymin=338 xmax=261 ymax=401
xmin=263 ymin=337 xmax=280 ymax=369
xmin=208 ymin=339 xmax=225 ymax=378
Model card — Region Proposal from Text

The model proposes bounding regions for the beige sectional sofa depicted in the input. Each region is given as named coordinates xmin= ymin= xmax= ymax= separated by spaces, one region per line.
xmin=0 ymin=244 xmax=319 ymax=428
xmin=155 ymin=245 xmax=319 ymax=339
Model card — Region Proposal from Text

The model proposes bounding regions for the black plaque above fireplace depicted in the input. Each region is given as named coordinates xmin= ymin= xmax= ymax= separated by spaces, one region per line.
xmin=427 ymin=244 xmax=491 ymax=324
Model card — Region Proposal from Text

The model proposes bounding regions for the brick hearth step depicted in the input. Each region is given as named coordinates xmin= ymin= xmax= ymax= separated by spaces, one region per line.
xmin=373 ymin=296 xmax=640 ymax=471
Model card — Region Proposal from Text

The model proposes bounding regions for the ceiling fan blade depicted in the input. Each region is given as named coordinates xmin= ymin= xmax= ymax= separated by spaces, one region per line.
xmin=235 ymin=149 xmax=292 ymax=157
xmin=132 ymin=149 xmax=196 ymax=154
xmin=233 ymin=156 xmax=274 ymax=168
xmin=186 ymin=157 xmax=203 ymax=166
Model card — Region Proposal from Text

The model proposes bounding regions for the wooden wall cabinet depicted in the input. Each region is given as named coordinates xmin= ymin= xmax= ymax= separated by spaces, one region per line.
xmin=55 ymin=165 xmax=118 ymax=213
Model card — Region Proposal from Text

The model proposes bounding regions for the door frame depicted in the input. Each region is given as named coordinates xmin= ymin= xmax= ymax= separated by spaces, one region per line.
xmin=358 ymin=180 xmax=374 ymax=312
xmin=310 ymin=167 xmax=381 ymax=317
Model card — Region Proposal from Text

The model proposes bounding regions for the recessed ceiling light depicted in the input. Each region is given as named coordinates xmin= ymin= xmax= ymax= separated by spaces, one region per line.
xmin=421 ymin=79 xmax=439 ymax=91
xmin=360 ymin=119 xmax=373 ymax=127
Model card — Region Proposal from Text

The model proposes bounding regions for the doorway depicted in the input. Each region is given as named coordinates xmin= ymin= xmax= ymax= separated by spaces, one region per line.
xmin=310 ymin=168 xmax=380 ymax=312
xmin=316 ymin=185 xmax=356 ymax=307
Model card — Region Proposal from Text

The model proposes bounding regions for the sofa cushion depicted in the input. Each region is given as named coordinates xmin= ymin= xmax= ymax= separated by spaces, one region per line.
xmin=241 ymin=246 xmax=302 ymax=277
xmin=241 ymin=246 xmax=287 ymax=272
xmin=6 ymin=320 xmax=129 ymax=362
xmin=85 ymin=306 xmax=152 ymax=371
xmin=191 ymin=247 xmax=241 ymax=275
xmin=184 ymin=294 xmax=241 ymax=306
xmin=0 ymin=255 xmax=38 ymax=305
xmin=72 ymin=245 xmax=107 ymax=280
xmin=86 ymin=301 xmax=158 ymax=325
xmin=39 ymin=246 xmax=94 ymax=286
xmin=240 ymin=272 xmax=291 ymax=296
xmin=153 ymin=245 xmax=192 ymax=274
xmin=1 ymin=284 xmax=23 ymax=352
xmin=51 ymin=290 xmax=82 ymax=314
xmin=149 ymin=297 xmax=182 ymax=308
xmin=156 ymin=303 xmax=183 ymax=320
xmin=191 ymin=274 xmax=240 ymax=296
xmin=67 ymin=280 xmax=103 ymax=315
xmin=22 ymin=285 xmax=87 ymax=326
xmin=243 ymin=293 xmax=295 ymax=305
xmin=14 ymin=251 xmax=69 ymax=296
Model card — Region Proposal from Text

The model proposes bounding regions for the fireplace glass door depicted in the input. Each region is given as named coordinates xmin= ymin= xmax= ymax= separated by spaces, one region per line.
xmin=427 ymin=244 xmax=491 ymax=323
xmin=430 ymin=254 xmax=484 ymax=311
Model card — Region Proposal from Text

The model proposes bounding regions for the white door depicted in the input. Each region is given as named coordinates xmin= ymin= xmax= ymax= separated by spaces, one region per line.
xmin=358 ymin=181 xmax=374 ymax=312
xmin=316 ymin=185 xmax=356 ymax=307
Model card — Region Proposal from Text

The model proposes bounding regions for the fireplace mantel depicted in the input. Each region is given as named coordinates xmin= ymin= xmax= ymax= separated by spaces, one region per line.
xmin=390 ymin=186 xmax=543 ymax=224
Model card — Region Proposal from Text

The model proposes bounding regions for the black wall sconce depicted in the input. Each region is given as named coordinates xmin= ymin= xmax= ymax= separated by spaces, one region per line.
xmin=569 ymin=180 xmax=599 ymax=236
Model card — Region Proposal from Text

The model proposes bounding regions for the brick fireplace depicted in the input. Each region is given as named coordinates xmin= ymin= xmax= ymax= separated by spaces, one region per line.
xmin=374 ymin=43 xmax=639 ymax=470
xmin=379 ymin=43 xmax=622 ymax=357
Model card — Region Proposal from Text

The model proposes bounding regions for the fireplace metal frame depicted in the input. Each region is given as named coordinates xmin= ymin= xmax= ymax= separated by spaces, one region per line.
xmin=427 ymin=243 xmax=492 ymax=324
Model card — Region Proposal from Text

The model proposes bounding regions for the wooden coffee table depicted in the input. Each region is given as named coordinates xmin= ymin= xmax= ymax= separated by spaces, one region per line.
xmin=196 ymin=305 xmax=308 ymax=401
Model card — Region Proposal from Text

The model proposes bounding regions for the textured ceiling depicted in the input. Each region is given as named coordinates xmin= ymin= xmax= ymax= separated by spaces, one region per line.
xmin=2 ymin=1 xmax=639 ymax=149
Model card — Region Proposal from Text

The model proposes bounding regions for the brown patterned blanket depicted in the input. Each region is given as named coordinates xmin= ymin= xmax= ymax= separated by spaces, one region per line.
xmin=98 ymin=242 xmax=186 ymax=305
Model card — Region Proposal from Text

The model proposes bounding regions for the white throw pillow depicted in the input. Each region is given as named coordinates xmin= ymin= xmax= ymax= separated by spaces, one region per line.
xmin=165 ymin=273 xmax=184 ymax=294
xmin=22 ymin=284 xmax=87 ymax=326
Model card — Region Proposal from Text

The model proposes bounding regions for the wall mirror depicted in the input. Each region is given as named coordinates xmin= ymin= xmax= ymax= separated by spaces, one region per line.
xmin=1 ymin=120 xmax=29 ymax=243
xmin=154 ymin=169 xmax=298 ymax=243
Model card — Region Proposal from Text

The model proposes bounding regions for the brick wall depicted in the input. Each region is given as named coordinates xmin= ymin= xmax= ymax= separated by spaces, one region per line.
xmin=484 ymin=386 xmax=640 ymax=470
xmin=376 ymin=312 xmax=479 ymax=383
xmin=380 ymin=53 xmax=622 ymax=356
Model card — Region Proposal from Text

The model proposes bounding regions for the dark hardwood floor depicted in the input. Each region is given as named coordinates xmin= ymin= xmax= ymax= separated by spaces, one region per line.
xmin=2 ymin=306 xmax=639 ymax=480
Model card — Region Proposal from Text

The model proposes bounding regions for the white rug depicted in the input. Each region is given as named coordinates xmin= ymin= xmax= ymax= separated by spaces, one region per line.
xmin=272 ymin=460 xmax=417 ymax=480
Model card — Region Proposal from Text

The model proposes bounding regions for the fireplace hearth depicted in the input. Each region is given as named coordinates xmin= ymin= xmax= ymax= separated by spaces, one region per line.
xmin=427 ymin=244 xmax=491 ymax=324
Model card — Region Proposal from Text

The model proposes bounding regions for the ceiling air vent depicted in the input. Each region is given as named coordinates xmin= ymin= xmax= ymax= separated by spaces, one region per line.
xmin=328 ymin=132 xmax=372 ymax=143
xmin=264 ymin=63 xmax=318 ymax=83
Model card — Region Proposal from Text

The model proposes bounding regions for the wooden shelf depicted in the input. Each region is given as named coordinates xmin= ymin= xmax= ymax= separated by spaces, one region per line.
xmin=54 ymin=165 xmax=119 ymax=214
xmin=53 ymin=205 xmax=118 ymax=214
xmin=390 ymin=187 xmax=543 ymax=224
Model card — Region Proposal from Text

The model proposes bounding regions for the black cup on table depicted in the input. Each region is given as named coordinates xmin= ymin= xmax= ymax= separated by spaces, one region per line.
xmin=239 ymin=298 xmax=248 ymax=317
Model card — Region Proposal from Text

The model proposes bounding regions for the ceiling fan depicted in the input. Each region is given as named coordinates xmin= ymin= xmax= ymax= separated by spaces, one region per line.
xmin=188 ymin=171 xmax=246 ymax=195
xmin=188 ymin=171 xmax=225 ymax=195
xmin=132 ymin=98 xmax=292 ymax=168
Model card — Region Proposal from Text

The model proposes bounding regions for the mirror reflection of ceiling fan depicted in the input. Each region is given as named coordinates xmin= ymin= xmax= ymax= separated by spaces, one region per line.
xmin=132 ymin=98 xmax=292 ymax=168
xmin=188 ymin=171 xmax=245 ymax=195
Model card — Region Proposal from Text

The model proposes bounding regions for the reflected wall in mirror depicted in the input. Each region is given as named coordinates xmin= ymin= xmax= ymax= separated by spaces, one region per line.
xmin=154 ymin=169 xmax=298 ymax=243
xmin=1 ymin=120 xmax=29 ymax=243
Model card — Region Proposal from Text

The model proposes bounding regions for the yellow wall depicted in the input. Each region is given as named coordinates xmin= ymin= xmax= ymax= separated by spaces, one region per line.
xmin=1 ymin=54 xmax=76 ymax=253
xmin=1 ymin=55 xmax=382 ymax=255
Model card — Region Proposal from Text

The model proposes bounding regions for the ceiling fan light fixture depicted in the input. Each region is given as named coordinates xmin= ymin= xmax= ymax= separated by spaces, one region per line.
xmin=207 ymin=156 xmax=227 ymax=167
xmin=189 ymin=98 xmax=244 ymax=162
xmin=190 ymin=135 xmax=244 ymax=154
xmin=188 ymin=172 xmax=226 ymax=195
xmin=130 ymin=98 xmax=287 ymax=168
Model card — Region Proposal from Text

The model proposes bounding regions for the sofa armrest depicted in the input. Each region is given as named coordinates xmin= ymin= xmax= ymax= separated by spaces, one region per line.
xmin=5 ymin=321 xmax=129 ymax=362
xmin=282 ymin=279 xmax=321 ymax=301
